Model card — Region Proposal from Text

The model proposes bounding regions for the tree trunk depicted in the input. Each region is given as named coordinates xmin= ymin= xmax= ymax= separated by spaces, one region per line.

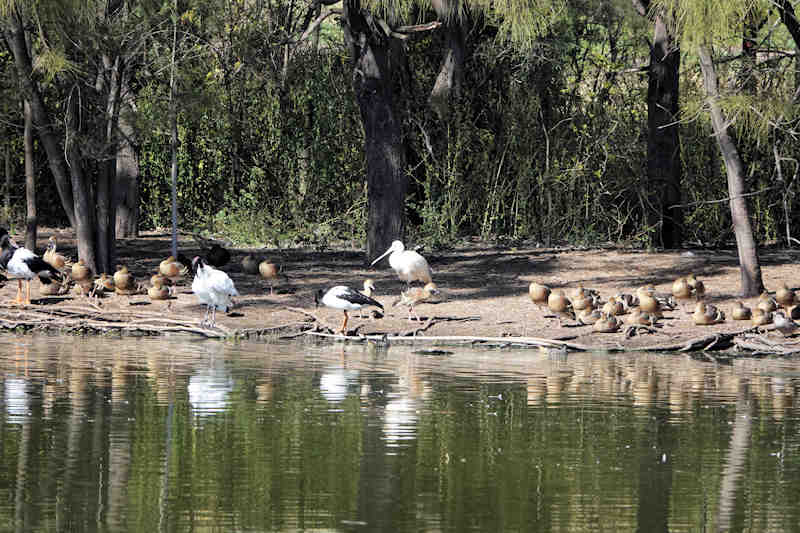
xmin=24 ymin=100 xmax=37 ymax=251
xmin=3 ymin=9 xmax=76 ymax=228
xmin=115 ymin=83 xmax=139 ymax=238
xmin=429 ymin=21 xmax=465 ymax=118
xmin=775 ymin=1 xmax=800 ymax=99
xmin=96 ymin=54 xmax=122 ymax=274
xmin=648 ymin=15 xmax=682 ymax=248
xmin=633 ymin=0 xmax=682 ymax=248
xmin=66 ymin=93 xmax=98 ymax=271
xmin=169 ymin=0 xmax=179 ymax=259
xmin=342 ymin=1 xmax=408 ymax=262
xmin=3 ymin=143 xmax=9 ymax=222
xmin=698 ymin=45 xmax=764 ymax=296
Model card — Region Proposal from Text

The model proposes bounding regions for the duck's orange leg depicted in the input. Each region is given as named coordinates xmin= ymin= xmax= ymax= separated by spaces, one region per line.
xmin=339 ymin=310 xmax=349 ymax=334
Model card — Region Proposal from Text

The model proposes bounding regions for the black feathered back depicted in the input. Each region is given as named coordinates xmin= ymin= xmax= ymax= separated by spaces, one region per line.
xmin=0 ymin=234 xmax=16 ymax=269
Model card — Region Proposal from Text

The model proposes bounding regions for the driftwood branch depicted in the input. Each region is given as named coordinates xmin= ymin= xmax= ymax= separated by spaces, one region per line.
xmin=304 ymin=331 xmax=598 ymax=350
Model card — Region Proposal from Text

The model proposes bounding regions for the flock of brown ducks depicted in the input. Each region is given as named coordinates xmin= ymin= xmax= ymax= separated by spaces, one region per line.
xmin=529 ymin=273 xmax=800 ymax=337
xmin=11 ymin=237 xmax=284 ymax=305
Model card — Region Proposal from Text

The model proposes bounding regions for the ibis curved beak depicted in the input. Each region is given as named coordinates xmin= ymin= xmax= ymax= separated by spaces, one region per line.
xmin=370 ymin=247 xmax=393 ymax=266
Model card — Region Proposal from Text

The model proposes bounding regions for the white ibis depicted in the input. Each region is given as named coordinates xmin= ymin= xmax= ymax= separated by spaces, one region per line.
xmin=315 ymin=285 xmax=383 ymax=334
xmin=192 ymin=256 xmax=239 ymax=327
xmin=371 ymin=241 xmax=432 ymax=286
xmin=0 ymin=234 xmax=61 ymax=305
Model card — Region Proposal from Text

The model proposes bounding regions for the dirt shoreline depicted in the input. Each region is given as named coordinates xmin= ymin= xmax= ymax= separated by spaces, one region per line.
xmin=1 ymin=229 xmax=799 ymax=353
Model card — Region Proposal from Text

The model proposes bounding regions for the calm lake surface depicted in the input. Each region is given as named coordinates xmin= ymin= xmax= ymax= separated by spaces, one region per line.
xmin=0 ymin=335 xmax=799 ymax=533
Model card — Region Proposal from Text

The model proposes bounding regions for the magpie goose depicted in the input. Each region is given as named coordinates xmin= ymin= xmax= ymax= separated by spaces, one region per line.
xmin=192 ymin=256 xmax=238 ymax=327
xmin=315 ymin=285 xmax=383 ymax=334
xmin=0 ymin=234 xmax=61 ymax=305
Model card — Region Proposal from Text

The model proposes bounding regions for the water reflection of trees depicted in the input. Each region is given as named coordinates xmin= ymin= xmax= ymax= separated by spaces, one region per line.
xmin=0 ymin=337 xmax=799 ymax=532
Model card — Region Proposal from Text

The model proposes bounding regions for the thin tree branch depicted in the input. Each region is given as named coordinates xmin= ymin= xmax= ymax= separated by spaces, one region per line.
xmin=667 ymin=186 xmax=777 ymax=209
xmin=285 ymin=8 xmax=342 ymax=45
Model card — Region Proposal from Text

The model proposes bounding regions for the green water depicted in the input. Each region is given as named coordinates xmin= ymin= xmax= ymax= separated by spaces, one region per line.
xmin=0 ymin=335 xmax=798 ymax=532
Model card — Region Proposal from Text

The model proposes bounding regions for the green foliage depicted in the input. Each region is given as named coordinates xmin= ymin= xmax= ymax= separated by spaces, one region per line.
xmin=5 ymin=0 xmax=800 ymax=251
xmin=651 ymin=0 xmax=761 ymax=46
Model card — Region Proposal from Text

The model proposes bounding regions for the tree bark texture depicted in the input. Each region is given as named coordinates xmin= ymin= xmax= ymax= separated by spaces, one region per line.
xmin=66 ymin=93 xmax=98 ymax=271
xmin=3 ymin=143 xmax=9 ymax=222
xmin=633 ymin=0 xmax=682 ymax=248
xmin=24 ymin=100 xmax=37 ymax=252
xmin=115 ymin=86 xmax=140 ymax=238
xmin=3 ymin=9 xmax=76 ymax=228
xmin=429 ymin=21 xmax=465 ymax=118
xmin=343 ymin=1 xmax=408 ymax=262
xmin=647 ymin=15 xmax=682 ymax=248
xmin=698 ymin=45 xmax=764 ymax=296
xmin=773 ymin=1 xmax=800 ymax=101
xmin=96 ymin=54 xmax=123 ymax=274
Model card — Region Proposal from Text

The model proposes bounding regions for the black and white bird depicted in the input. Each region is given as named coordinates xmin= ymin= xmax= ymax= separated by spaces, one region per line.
xmin=0 ymin=234 xmax=61 ymax=305
xmin=191 ymin=256 xmax=239 ymax=328
xmin=315 ymin=285 xmax=383 ymax=334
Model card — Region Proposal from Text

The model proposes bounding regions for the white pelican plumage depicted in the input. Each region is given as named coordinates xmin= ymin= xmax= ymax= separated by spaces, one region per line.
xmin=315 ymin=285 xmax=383 ymax=334
xmin=370 ymin=241 xmax=432 ymax=286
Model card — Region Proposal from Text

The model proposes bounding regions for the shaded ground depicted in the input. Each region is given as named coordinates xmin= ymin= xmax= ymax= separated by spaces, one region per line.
xmin=2 ymin=229 xmax=800 ymax=350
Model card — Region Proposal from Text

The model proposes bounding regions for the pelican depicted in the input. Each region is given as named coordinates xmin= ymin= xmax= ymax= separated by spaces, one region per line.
xmin=315 ymin=285 xmax=383 ymax=334
xmin=371 ymin=241 xmax=432 ymax=286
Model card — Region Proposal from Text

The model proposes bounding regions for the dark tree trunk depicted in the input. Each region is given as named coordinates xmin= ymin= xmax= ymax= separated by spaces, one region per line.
xmin=66 ymin=93 xmax=98 ymax=271
xmin=342 ymin=1 xmax=408 ymax=262
xmin=169 ymin=2 xmax=179 ymax=259
xmin=24 ymin=100 xmax=37 ymax=251
xmin=96 ymin=54 xmax=122 ymax=274
xmin=115 ymin=86 xmax=139 ymax=238
xmin=698 ymin=45 xmax=764 ymax=297
xmin=170 ymin=79 xmax=179 ymax=259
xmin=633 ymin=0 xmax=682 ymax=248
xmin=777 ymin=0 xmax=800 ymax=46
xmin=776 ymin=0 xmax=800 ymax=97
xmin=3 ymin=9 xmax=76 ymax=228
xmin=429 ymin=21 xmax=465 ymax=118
xmin=648 ymin=15 xmax=682 ymax=248
xmin=3 ymin=143 xmax=9 ymax=222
